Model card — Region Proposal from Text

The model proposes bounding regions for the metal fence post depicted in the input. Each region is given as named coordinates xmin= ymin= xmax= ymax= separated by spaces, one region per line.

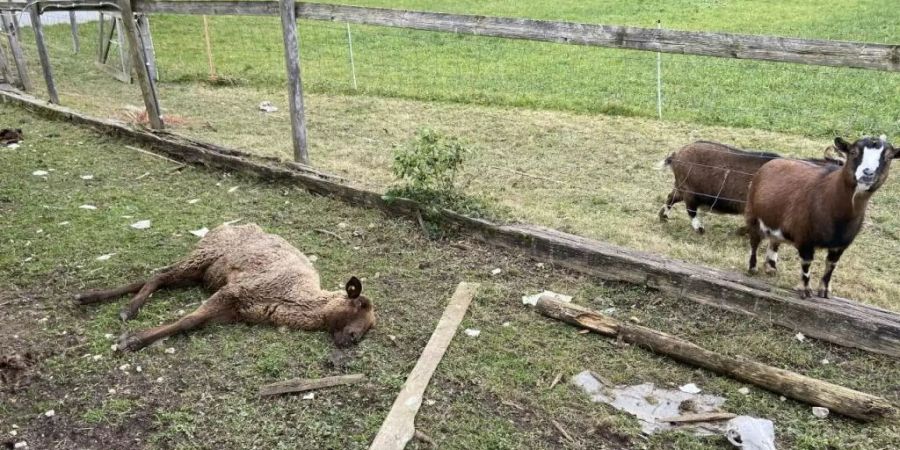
xmin=117 ymin=0 xmax=164 ymax=129
xmin=279 ymin=0 xmax=309 ymax=164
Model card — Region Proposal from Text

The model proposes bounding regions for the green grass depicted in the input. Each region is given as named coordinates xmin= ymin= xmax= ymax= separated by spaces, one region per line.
xmin=3 ymin=102 xmax=900 ymax=449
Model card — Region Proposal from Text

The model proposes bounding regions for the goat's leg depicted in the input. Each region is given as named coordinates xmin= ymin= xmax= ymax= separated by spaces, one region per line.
xmin=764 ymin=242 xmax=780 ymax=275
xmin=658 ymin=190 xmax=682 ymax=222
xmin=75 ymin=280 xmax=146 ymax=305
xmin=817 ymin=247 xmax=845 ymax=299
xmin=684 ymin=199 xmax=704 ymax=234
xmin=797 ymin=245 xmax=815 ymax=299
xmin=119 ymin=266 xmax=205 ymax=321
xmin=747 ymin=232 xmax=762 ymax=274
xmin=117 ymin=290 xmax=236 ymax=352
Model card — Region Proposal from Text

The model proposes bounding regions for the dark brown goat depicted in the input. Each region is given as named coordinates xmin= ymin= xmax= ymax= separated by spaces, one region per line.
xmin=660 ymin=141 xmax=842 ymax=234
xmin=746 ymin=136 xmax=897 ymax=298
xmin=75 ymin=224 xmax=377 ymax=351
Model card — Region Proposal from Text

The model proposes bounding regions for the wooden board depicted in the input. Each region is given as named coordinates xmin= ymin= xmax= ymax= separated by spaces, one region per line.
xmin=29 ymin=5 xmax=59 ymax=104
xmin=278 ymin=0 xmax=308 ymax=164
xmin=1 ymin=86 xmax=899 ymax=358
xmin=259 ymin=373 xmax=365 ymax=397
xmin=369 ymin=282 xmax=480 ymax=450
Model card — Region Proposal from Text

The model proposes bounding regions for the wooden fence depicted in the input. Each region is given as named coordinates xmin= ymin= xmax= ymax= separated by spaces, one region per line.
xmin=1 ymin=0 xmax=898 ymax=162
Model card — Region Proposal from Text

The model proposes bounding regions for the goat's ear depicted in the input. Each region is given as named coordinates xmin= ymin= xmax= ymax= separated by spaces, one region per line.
xmin=834 ymin=137 xmax=852 ymax=154
xmin=345 ymin=276 xmax=362 ymax=299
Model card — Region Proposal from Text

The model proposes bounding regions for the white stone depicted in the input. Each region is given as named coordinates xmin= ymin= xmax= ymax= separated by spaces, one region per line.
xmin=812 ymin=407 xmax=829 ymax=419
xmin=164 ymin=347 xmax=175 ymax=354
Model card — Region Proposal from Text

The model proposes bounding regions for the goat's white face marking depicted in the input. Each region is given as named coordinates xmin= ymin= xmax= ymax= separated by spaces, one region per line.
xmin=855 ymin=145 xmax=885 ymax=191
xmin=691 ymin=216 xmax=703 ymax=231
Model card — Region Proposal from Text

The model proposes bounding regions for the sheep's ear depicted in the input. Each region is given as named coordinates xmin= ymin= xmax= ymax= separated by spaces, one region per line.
xmin=345 ymin=276 xmax=362 ymax=300
xmin=834 ymin=137 xmax=852 ymax=154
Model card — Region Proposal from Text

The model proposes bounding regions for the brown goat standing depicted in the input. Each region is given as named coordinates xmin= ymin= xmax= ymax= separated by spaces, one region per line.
xmin=745 ymin=136 xmax=897 ymax=298
xmin=75 ymin=224 xmax=376 ymax=351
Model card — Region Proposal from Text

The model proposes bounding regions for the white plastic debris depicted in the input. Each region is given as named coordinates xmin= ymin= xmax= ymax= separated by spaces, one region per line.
xmin=32 ymin=170 xmax=48 ymax=176
xmin=104 ymin=333 xmax=114 ymax=340
xmin=10 ymin=430 xmax=17 ymax=436
xmin=794 ymin=332 xmax=806 ymax=342
xmin=96 ymin=253 xmax=116 ymax=261
xmin=679 ymin=383 xmax=702 ymax=394
xmin=118 ymin=364 xmax=130 ymax=372
xmin=820 ymin=358 xmax=830 ymax=365
xmin=58 ymin=221 xmax=70 ymax=226
xmin=227 ymin=186 xmax=239 ymax=193
xmin=80 ymin=175 xmax=94 ymax=180
xmin=490 ymin=268 xmax=502 ymax=276
xmin=110 ymin=344 xmax=118 ymax=352
xmin=164 ymin=347 xmax=175 ymax=354
xmin=7 ymin=143 xmax=20 ymax=149
xmin=13 ymin=441 xmax=27 ymax=449
xmin=92 ymin=354 xmax=103 ymax=361
xmin=79 ymin=204 xmax=98 ymax=210
xmin=189 ymin=227 xmax=209 ymax=238
xmin=502 ymin=322 xmax=511 ymax=327
xmin=302 ymin=392 xmax=315 ymax=400
xmin=464 ymin=328 xmax=481 ymax=337
xmin=135 ymin=366 xmax=142 ymax=373
xmin=44 ymin=410 xmax=55 ymax=418
xmin=130 ymin=220 xmax=151 ymax=230
xmin=738 ymin=387 xmax=751 ymax=395
xmin=187 ymin=198 xmax=200 ymax=204
xmin=812 ymin=407 xmax=829 ymax=419
xmin=725 ymin=416 xmax=776 ymax=450
xmin=258 ymin=101 xmax=278 ymax=113
xmin=522 ymin=290 xmax=572 ymax=306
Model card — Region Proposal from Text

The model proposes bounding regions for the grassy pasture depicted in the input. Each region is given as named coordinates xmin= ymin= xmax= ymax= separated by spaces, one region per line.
xmin=2 ymin=102 xmax=900 ymax=449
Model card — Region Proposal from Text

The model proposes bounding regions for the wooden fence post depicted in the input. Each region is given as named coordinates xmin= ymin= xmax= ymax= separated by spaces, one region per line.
xmin=29 ymin=3 xmax=60 ymax=104
xmin=0 ymin=30 xmax=12 ymax=82
xmin=135 ymin=14 xmax=158 ymax=80
xmin=69 ymin=11 xmax=79 ymax=53
xmin=117 ymin=0 xmax=163 ymax=129
xmin=278 ymin=0 xmax=309 ymax=164
xmin=1 ymin=11 xmax=32 ymax=91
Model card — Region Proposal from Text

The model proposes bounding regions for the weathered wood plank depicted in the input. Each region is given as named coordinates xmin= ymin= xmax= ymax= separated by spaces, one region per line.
xmin=0 ymin=29 xmax=12 ymax=82
xmin=29 ymin=6 xmax=59 ymax=104
xmin=535 ymin=297 xmax=896 ymax=421
xmin=258 ymin=373 xmax=365 ymax=397
xmin=135 ymin=14 xmax=158 ymax=81
xmin=2 ymin=86 xmax=900 ymax=359
xmin=114 ymin=17 xmax=132 ymax=82
xmin=123 ymin=1 xmax=900 ymax=71
xmin=117 ymin=0 xmax=162 ymax=129
xmin=0 ymin=11 xmax=31 ymax=91
xmin=279 ymin=0 xmax=309 ymax=164
xmin=68 ymin=11 xmax=79 ymax=53
xmin=370 ymin=282 xmax=480 ymax=450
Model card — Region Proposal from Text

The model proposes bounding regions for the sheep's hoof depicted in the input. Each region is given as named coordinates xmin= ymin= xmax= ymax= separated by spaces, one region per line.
xmin=817 ymin=288 xmax=830 ymax=299
xmin=115 ymin=333 xmax=143 ymax=353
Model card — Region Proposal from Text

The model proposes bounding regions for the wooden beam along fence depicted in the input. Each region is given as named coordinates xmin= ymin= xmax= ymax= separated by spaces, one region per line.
xmin=3 ymin=1 xmax=892 ymax=71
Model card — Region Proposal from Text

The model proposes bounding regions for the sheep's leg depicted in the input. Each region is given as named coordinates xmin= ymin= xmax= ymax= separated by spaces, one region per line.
xmin=75 ymin=280 xmax=147 ymax=305
xmin=658 ymin=190 xmax=682 ymax=222
xmin=764 ymin=242 xmax=780 ymax=275
xmin=797 ymin=245 xmax=815 ymax=299
xmin=119 ymin=266 xmax=205 ymax=321
xmin=817 ymin=248 xmax=845 ymax=299
xmin=117 ymin=290 xmax=236 ymax=352
xmin=747 ymin=231 xmax=762 ymax=274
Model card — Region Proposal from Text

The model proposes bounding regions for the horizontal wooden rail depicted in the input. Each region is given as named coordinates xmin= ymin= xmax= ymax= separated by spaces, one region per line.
xmin=4 ymin=84 xmax=900 ymax=358
xmin=2 ymin=1 xmax=897 ymax=71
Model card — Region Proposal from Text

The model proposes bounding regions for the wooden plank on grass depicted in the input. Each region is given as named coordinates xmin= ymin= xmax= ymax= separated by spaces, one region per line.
xmin=259 ymin=373 xmax=365 ymax=397
xmin=278 ymin=0 xmax=309 ymax=164
xmin=2 ymin=87 xmax=900 ymax=359
xmin=29 ymin=4 xmax=59 ymax=104
xmin=536 ymin=296 xmax=896 ymax=421
xmin=369 ymin=282 xmax=480 ymax=450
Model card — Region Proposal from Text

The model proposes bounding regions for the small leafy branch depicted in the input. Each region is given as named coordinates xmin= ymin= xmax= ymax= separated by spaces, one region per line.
xmin=386 ymin=128 xmax=493 ymax=235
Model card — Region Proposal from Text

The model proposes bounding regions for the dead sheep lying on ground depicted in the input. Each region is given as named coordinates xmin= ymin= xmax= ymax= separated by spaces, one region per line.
xmin=76 ymin=223 xmax=377 ymax=351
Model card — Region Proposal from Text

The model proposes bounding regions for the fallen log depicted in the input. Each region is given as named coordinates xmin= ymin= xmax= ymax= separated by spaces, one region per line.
xmin=535 ymin=296 xmax=896 ymax=421
xmin=369 ymin=282 xmax=480 ymax=450
xmin=259 ymin=373 xmax=365 ymax=397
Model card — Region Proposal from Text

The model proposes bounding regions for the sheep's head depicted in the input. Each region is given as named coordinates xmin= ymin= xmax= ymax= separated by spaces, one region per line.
xmin=327 ymin=277 xmax=376 ymax=348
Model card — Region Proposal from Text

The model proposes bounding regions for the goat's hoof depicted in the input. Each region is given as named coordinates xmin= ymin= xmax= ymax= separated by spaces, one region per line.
xmin=748 ymin=267 xmax=758 ymax=275
xmin=763 ymin=266 xmax=777 ymax=276
xmin=115 ymin=333 xmax=142 ymax=353
xmin=695 ymin=227 xmax=705 ymax=235
xmin=798 ymin=288 xmax=812 ymax=299
xmin=817 ymin=289 xmax=830 ymax=299
xmin=658 ymin=208 xmax=669 ymax=222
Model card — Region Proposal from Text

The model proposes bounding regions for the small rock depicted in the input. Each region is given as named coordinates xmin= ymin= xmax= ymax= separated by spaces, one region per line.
xmin=738 ymin=387 xmax=750 ymax=395
xmin=108 ymin=388 xmax=116 ymax=394
xmin=812 ymin=407 xmax=829 ymax=419
xmin=464 ymin=328 xmax=481 ymax=337
xmin=130 ymin=220 xmax=151 ymax=230
xmin=32 ymin=170 xmax=48 ymax=176
xmin=156 ymin=377 xmax=164 ymax=383
xmin=189 ymin=227 xmax=209 ymax=238
xmin=9 ymin=430 xmax=17 ymax=436
xmin=135 ymin=366 xmax=142 ymax=373
xmin=491 ymin=268 xmax=502 ymax=276
xmin=302 ymin=392 xmax=315 ymax=400
xmin=679 ymin=383 xmax=702 ymax=394
xmin=44 ymin=410 xmax=55 ymax=417
xmin=164 ymin=347 xmax=175 ymax=354
xmin=79 ymin=204 xmax=97 ymax=210
xmin=80 ymin=175 xmax=94 ymax=180
xmin=795 ymin=332 xmax=806 ymax=342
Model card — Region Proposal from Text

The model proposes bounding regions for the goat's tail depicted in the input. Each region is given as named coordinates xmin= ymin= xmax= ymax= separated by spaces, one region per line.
xmin=655 ymin=152 xmax=675 ymax=171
